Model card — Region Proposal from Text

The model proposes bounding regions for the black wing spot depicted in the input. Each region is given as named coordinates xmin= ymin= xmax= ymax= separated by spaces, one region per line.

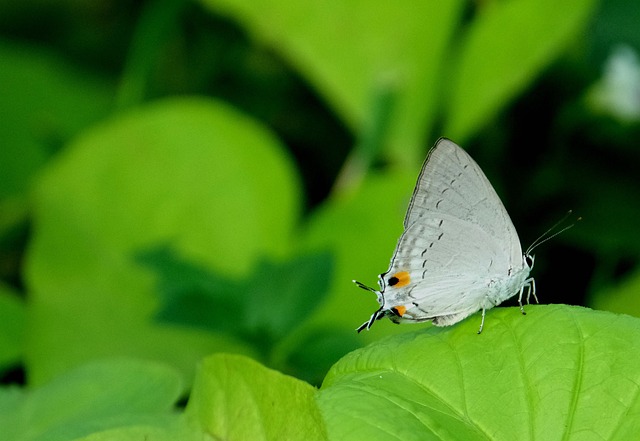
xmin=435 ymin=199 xmax=443 ymax=209
xmin=388 ymin=276 xmax=400 ymax=286
xmin=437 ymin=233 xmax=444 ymax=240
xmin=438 ymin=219 xmax=443 ymax=227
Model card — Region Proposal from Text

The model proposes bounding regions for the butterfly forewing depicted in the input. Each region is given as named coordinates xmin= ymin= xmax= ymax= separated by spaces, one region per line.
xmin=403 ymin=139 xmax=523 ymax=267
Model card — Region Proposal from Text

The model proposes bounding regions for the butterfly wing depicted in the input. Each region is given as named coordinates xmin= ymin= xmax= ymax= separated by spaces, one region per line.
xmin=381 ymin=215 xmax=514 ymax=325
xmin=402 ymin=138 xmax=523 ymax=270
xmin=378 ymin=139 xmax=526 ymax=325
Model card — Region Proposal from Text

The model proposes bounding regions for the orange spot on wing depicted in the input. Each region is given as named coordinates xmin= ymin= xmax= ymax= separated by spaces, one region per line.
xmin=393 ymin=305 xmax=407 ymax=317
xmin=390 ymin=271 xmax=411 ymax=288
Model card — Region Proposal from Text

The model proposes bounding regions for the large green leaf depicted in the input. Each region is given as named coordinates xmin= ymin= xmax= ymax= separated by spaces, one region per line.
xmin=318 ymin=305 xmax=640 ymax=440
xmin=25 ymin=97 xmax=300 ymax=385
xmin=444 ymin=0 xmax=598 ymax=141
xmin=0 ymin=359 xmax=183 ymax=441
xmin=202 ymin=0 xmax=464 ymax=165
xmin=185 ymin=353 xmax=328 ymax=441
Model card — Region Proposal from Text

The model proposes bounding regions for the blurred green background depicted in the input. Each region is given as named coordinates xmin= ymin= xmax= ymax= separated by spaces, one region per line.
xmin=1 ymin=0 xmax=639 ymax=392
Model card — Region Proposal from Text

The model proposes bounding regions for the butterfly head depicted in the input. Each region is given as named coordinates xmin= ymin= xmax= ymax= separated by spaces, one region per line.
xmin=525 ymin=253 xmax=535 ymax=270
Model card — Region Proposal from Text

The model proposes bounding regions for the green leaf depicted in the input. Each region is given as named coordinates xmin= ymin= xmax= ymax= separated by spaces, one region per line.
xmin=444 ymin=0 xmax=598 ymax=141
xmin=0 ymin=359 xmax=183 ymax=441
xmin=243 ymin=251 xmax=333 ymax=342
xmin=116 ymin=0 xmax=189 ymax=108
xmin=139 ymin=244 xmax=333 ymax=352
xmin=136 ymin=244 xmax=243 ymax=334
xmin=0 ymin=284 xmax=25 ymax=371
xmin=25 ymin=97 xmax=299 ymax=386
xmin=185 ymin=353 xmax=328 ymax=441
xmin=71 ymin=424 xmax=198 ymax=441
xmin=202 ymin=0 xmax=464 ymax=165
xmin=0 ymin=39 xmax=113 ymax=200
xmin=318 ymin=305 xmax=640 ymax=440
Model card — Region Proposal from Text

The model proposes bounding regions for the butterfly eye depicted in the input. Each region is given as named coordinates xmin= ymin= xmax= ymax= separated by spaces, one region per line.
xmin=391 ymin=305 xmax=407 ymax=317
xmin=388 ymin=271 xmax=410 ymax=288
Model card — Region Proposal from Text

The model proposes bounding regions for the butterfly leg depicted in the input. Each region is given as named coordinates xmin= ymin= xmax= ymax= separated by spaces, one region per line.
xmin=517 ymin=277 xmax=538 ymax=316
xmin=477 ymin=308 xmax=486 ymax=334
xmin=356 ymin=306 xmax=387 ymax=332
xmin=526 ymin=278 xmax=538 ymax=304
xmin=518 ymin=285 xmax=527 ymax=315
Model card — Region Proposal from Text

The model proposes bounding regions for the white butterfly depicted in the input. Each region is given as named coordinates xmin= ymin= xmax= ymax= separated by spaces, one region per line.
xmin=355 ymin=138 xmax=536 ymax=333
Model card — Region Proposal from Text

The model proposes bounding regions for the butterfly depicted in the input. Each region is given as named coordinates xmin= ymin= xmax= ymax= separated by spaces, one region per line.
xmin=355 ymin=138 xmax=536 ymax=333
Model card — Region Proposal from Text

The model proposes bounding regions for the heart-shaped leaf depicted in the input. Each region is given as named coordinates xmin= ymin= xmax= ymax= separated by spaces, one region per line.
xmin=26 ymin=97 xmax=300 ymax=385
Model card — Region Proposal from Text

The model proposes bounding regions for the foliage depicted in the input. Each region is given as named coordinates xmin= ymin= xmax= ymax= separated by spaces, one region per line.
xmin=2 ymin=0 xmax=640 ymax=440
xmin=4 ymin=307 xmax=640 ymax=440
xmin=0 ymin=359 xmax=184 ymax=441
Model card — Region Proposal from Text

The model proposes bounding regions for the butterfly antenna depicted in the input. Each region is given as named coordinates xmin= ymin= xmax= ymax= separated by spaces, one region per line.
xmin=526 ymin=210 xmax=580 ymax=255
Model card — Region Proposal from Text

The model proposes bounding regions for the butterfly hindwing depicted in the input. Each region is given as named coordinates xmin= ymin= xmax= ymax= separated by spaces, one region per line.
xmin=381 ymin=213 xmax=511 ymax=324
